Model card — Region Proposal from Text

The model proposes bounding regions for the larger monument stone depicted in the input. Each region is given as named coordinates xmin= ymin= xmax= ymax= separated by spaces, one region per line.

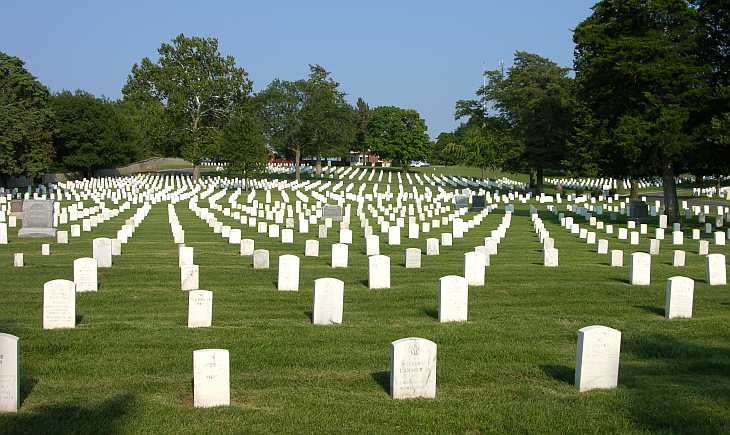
xmin=18 ymin=200 xmax=56 ymax=238
xmin=322 ymin=205 xmax=342 ymax=222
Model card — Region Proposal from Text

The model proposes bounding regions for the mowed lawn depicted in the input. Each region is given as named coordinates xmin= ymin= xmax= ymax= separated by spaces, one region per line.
xmin=1 ymin=191 xmax=729 ymax=434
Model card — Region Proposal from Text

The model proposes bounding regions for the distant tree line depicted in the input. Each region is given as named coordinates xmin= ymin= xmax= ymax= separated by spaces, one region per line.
xmin=1 ymin=35 xmax=431 ymax=185
xmin=435 ymin=0 xmax=729 ymax=222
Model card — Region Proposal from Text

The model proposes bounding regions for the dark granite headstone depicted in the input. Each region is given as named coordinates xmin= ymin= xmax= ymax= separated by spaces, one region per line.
xmin=471 ymin=195 xmax=486 ymax=210
xmin=629 ymin=200 xmax=649 ymax=223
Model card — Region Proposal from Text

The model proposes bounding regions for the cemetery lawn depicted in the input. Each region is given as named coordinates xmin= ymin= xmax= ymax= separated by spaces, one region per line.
xmin=1 ymin=197 xmax=730 ymax=434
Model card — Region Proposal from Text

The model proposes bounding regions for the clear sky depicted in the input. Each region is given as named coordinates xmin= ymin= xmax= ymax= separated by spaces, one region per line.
xmin=2 ymin=0 xmax=596 ymax=137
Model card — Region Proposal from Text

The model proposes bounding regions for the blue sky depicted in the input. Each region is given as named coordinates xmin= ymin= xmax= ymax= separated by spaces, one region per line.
xmin=2 ymin=0 xmax=595 ymax=137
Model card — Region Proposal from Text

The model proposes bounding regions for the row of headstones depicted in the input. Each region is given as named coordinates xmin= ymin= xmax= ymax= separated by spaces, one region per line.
xmin=0 ymin=324 xmax=627 ymax=412
xmin=543 ymin=207 xmax=728 ymax=282
xmin=563 ymin=205 xmax=729 ymax=246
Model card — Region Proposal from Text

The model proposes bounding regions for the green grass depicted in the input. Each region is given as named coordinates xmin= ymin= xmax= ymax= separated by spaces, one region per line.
xmin=1 ymin=190 xmax=729 ymax=434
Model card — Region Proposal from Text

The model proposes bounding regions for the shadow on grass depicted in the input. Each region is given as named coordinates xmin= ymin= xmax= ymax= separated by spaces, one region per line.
xmin=607 ymin=277 xmax=630 ymax=285
xmin=634 ymin=305 xmax=665 ymax=317
xmin=620 ymin=335 xmax=730 ymax=433
xmin=304 ymin=310 xmax=313 ymax=322
xmin=371 ymin=371 xmax=390 ymax=395
xmin=1 ymin=393 xmax=134 ymax=435
xmin=540 ymin=364 xmax=574 ymax=385
xmin=19 ymin=376 xmax=37 ymax=407
xmin=75 ymin=314 xmax=85 ymax=325
xmin=422 ymin=307 xmax=438 ymax=320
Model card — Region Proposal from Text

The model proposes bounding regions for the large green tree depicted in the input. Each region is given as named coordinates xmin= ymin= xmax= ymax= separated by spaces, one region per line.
xmin=468 ymin=52 xmax=574 ymax=192
xmin=572 ymin=0 xmax=706 ymax=220
xmin=259 ymin=65 xmax=356 ymax=179
xmin=365 ymin=106 xmax=430 ymax=170
xmin=50 ymin=90 xmax=140 ymax=176
xmin=219 ymin=101 xmax=268 ymax=188
xmin=123 ymin=34 xmax=252 ymax=179
xmin=686 ymin=0 xmax=730 ymax=191
xmin=0 ymin=52 xmax=54 ymax=184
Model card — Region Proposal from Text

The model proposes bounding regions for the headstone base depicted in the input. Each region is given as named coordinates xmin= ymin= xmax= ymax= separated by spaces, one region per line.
xmin=18 ymin=228 xmax=57 ymax=238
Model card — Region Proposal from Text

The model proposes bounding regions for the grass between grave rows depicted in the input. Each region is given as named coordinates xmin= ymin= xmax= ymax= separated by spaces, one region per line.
xmin=1 ymin=192 xmax=729 ymax=434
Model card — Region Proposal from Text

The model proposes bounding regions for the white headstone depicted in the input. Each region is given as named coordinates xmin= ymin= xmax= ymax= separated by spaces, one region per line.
xmin=253 ymin=250 xmax=270 ymax=269
xmin=331 ymin=244 xmax=348 ymax=268
xmin=426 ymin=238 xmax=439 ymax=256
xmin=629 ymin=252 xmax=651 ymax=285
xmin=92 ymin=237 xmax=112 ymax=268
xmin=240 ymin=239 xmax=254 ymax=256
xmin=0 ymin=333 xmax=19 ymax=412
xmin=665 ymin=277 xmax=694 ymax=319
xmin=181 ymin=264 xmax=200 ymax=290
xmin=312 ymin=278 xmax=344 ymax=325
xmin=405 ymin=248 xmax=421 ymax=269
xmin=464 ymin=252 xmax=486 ymax=285
xmin=544 ymin=248 xmax=559 ymax=268
xmin=438 ymin=275 xmax=468 ymax=323
xmin=390 ymin=338 xmax=437 ymax=400
xmin=193 ymin=349 xmax=230 ymax=408
xmin=73 ymin=257 xmax=98 ymax=292
xmin=610 ymin=250 xmax=623 ymax=267
xmin=43 ymin=279 xmax=75 ymax=329
xmin=707 ymin=253 xmax=727 ymax=285
xmin=277 ymin=255 xmax=300 ymax=291
xmin=188 ymin=290 xmax=213 ymax=328
xmin=305 ymin=240 xmax=319 ymax=257
xmin=368 ymin=255 xmax=390 ymax=289
xmin=672 ymin=250 xmax=686 ymax=267
xmin=575 ymin=325 xmax=621 ymax=392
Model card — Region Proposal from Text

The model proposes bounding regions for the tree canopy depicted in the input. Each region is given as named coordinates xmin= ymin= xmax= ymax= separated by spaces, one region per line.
xmin=365 ymin=106 xmax=430 ymax=170
xmin=258 ymin=65 xmax=356 ymax=179
xmin=572 ymin=0 xmax=707 ymax=219
xmin=0 ymin=52 xmax=54 ymax=182
xmin=123 ymin=33 xmax=252 ymax=178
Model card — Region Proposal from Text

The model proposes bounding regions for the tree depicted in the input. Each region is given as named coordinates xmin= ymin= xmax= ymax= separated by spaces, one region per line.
xmin=573 ymin=0 xmax=706 ymax=221
xmin=114 ymin=98 xmax=177 ymax=158
xmin=353 ymin=97 xmax=370 ymax=164
xmin=219 ymin=101 xmax=268 ymax=188
xmin=365 ymin=106 xmax=430 ymax=170
xmin=49 ymin=90 xmax=139 ymax=176
xmin=123 ymin=34 xmax=252 ymax=179
xmin=445 ymin=122 xmax=507 ymax=178
xmin=474 ymin=52 xmax=574 ymax=192
xmin=259 ymin=65 xmax=356 ymax=179
xmin=0 ymin=52 xmax=54 ymax=184
xmin=687 ymin=0 xmax=730 ymax=191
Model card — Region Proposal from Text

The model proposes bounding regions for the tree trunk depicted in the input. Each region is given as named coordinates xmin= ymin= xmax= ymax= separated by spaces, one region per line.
xmin=529 ymin=171 xmax=535 ymax=189
xmin=294 ymin=144 xmax=301 ymax=181
xmin=480 ymin=166 xmax=485 ymax=179
xmin=536 ymin=167 xmax=544 ymax=194
xmin=629 ymin=178 xmax=639 ymax=200
xmin=715 ymin=174 xmax=721 ymax=196
xmin=316 ymin=153 xmax=322 ymax=177
xmin=662 ymin=162 xmax=679 ymax=223
xmin=192 ymin=164 xmax=201 ymax=181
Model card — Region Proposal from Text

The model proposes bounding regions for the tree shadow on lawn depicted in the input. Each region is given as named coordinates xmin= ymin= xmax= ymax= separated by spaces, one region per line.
xmin=1 ymin=393 xmax=135 ymax=435
xmin=540 ymin=334 xmax=730 ymax=432
xmin=620 ymin=334 xmax=730 ymax=433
